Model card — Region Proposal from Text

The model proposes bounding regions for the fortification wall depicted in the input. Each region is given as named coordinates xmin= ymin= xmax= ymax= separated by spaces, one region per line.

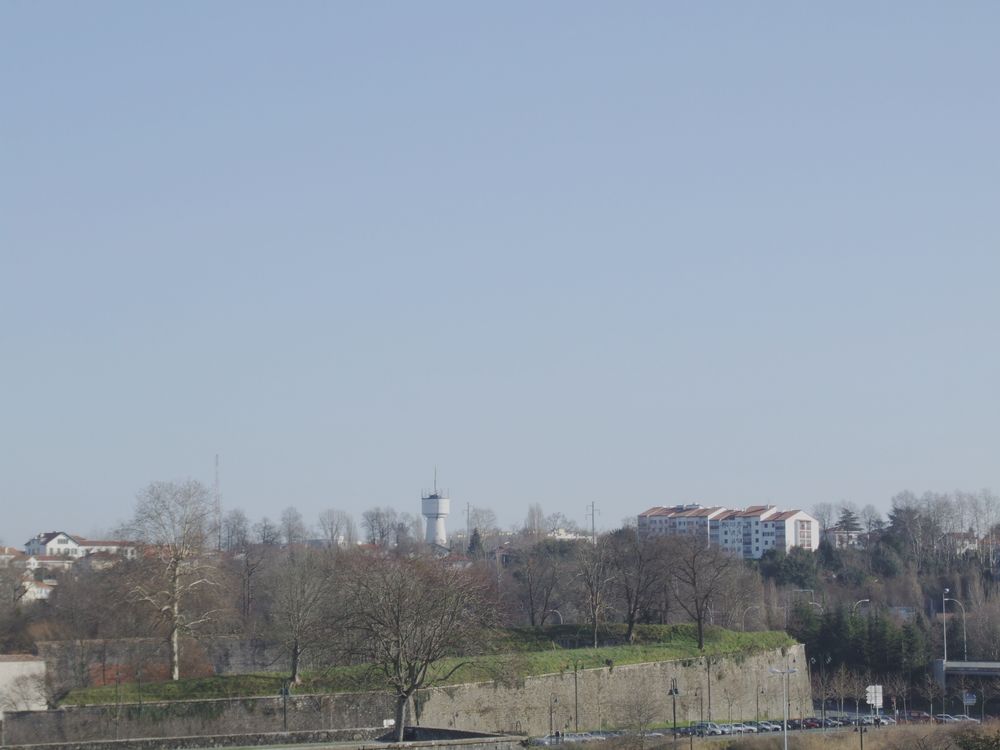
xmin=2 ymin=645 xmax=810 ymax=746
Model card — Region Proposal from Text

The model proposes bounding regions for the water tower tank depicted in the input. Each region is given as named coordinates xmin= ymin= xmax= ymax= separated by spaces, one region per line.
xmin=421 ymin=489 xmax=450 ymax=547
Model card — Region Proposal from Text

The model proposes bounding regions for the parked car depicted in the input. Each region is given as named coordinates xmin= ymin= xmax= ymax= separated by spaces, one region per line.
xmin=757 ymin=721 xmax=782 ymax=732
xmin=529 ymin=736 xmax=560 ymax=746
xmin=875 ymin=716 xmax=896 ymax=726
xmin=935 ymin=714 xmax=961 ymax=724
xmin=952 ymin=714 xmax=981 ymax=724
xmin=693 ymin=722 xmax=724 ymax=736
xmin=802 ymin=717 xmax=823 ymax=729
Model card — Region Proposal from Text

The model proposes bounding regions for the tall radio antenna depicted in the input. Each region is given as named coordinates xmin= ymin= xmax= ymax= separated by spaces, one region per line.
xmin=214 ymin=454 xmax=222 ymax=550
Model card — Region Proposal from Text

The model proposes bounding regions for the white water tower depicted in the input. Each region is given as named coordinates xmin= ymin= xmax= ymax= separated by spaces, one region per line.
xmin=421 ymin=477 xmax=450 ymax=547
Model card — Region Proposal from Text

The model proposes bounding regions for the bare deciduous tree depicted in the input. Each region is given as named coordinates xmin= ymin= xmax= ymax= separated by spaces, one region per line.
xmin=318 ymin=509 xmax=356 ymax=547
xmin=254 ymin=517 xmax=281 ymax=546
xmin=620 ymin=683 xmax=660 ymax=749
xmin=575 ymin=537 xmax=615 ymax=648
xmin=606 ymin=528 xmax=664 ymax=642
xmin=126 ymin=479 xmax=218 ymax=681
xmin=668 ymin=535 xmax=737 ymax=649
xmin=510 ymin=540 xmax=569 ymax=627
xmin=221 ymin=509 xmax=249 ymax=551
xmin=811 ymin=502 xmax=835 ymax=533
xmin=280 ymin=506 xmax=308 ymax=546
xmin=524 ymin=503 xmax=545 ymax=539
xmin=340 ymin=552 xmax=493 ymax=741
xmin=260 ymin=547 xmax=336 ymax=683
xmin=362 ymin=507 xmax=399 ymax=547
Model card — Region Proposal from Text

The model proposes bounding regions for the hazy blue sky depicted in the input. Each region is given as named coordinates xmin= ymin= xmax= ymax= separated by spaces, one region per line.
xmin=3 ymin=2 xmax=999 ymax=546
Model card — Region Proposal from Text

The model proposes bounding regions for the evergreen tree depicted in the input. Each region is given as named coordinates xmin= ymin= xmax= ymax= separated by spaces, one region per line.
xmin=837 ymin=506 xmax=862 ymax=533
xmin=467 ymin=528 xmax=484 ymax=558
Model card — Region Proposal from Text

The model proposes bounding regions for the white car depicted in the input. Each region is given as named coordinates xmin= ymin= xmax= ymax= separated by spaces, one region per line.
xmin=953 ymin=714 xmax=981 ymax=724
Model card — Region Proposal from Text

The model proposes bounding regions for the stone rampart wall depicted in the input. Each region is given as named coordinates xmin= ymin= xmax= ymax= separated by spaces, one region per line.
xmin=3 ymin=645 xmax=810 ymax=745
xmin=36 ymin=638 xmax=293 ymax=689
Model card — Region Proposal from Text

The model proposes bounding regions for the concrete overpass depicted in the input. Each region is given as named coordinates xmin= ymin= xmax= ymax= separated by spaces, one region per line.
xmin=933 ymin=659 xmax=1000 ymax=687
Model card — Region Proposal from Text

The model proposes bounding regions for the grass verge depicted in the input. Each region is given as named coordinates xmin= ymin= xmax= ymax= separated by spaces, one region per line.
xmin=62 ymin=625 xmax=794 ymax=706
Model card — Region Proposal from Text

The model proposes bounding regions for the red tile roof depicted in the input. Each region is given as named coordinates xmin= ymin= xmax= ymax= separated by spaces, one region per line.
xmin=767 ymin=510 xmax=802 ymax=521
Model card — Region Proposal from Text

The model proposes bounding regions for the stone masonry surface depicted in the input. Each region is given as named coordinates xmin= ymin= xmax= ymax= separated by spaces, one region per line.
xmin=2 ymin=645 xmax=810 ymax=745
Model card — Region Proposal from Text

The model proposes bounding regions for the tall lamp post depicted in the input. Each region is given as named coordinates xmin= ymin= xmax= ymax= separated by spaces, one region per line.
xmin=852 ymin=599 xmax=870 ymax=615
xmin=811 ymin=655 xmax=831 ymax=730
xmin=668 ymin=678 xmax=679 ymax=746
xmin=770 ymin=665 xmax=797 ymax=750
xmin=944 ymin=595 xmax=967 ymax=661
xmin=943 ymin=588 xmax=949 ymax=662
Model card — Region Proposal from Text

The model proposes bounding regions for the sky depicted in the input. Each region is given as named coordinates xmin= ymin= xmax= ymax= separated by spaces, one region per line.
xmin=3 ymin=2 xmax=1000 ymax=547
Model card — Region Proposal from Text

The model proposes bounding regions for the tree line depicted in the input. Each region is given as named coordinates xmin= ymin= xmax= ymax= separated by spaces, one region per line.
xmin=10 ymin=482 xmax=1000 ymax=723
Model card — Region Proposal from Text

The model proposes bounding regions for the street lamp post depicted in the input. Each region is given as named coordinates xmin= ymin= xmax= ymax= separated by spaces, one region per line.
xmin=944 ymin=595 xmax=967 ymax=661
xmin=756 ymin=681 xmax=765 ymax=725
xmin=943 ymin=589 xmax=949 ymax=662
xmin=852 ymin=599 xmax=870 ymax=615
xmin=668 ymin=678 xmax=679 ymax=746
xmin=770 ymin=665 xmax=798 ymax=750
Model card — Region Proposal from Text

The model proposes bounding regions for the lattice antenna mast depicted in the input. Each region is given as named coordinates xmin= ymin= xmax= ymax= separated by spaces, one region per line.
xmin=214 ymin=454 xmax=222 ymax=550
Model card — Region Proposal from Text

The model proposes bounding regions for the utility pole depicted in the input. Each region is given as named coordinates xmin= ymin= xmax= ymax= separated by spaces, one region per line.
xmin=586 ymin=502 xmax=599 ymax=544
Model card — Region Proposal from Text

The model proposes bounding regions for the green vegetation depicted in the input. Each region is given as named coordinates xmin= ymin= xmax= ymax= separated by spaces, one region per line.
xmin=62 ymin=624 xmax=793 ymax=706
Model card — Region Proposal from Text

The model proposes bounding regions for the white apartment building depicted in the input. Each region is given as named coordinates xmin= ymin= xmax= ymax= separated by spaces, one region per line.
xmin=638 ymin=504 xmax=819 ymax=559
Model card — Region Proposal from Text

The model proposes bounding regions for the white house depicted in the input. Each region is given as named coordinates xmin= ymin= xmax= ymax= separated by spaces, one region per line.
xmin=25 ymin=532 xmax=83 ymax=558
xmin=20 ymin=579 xmax=56 ymax=602
xmin=24 ymin=555 xmax=76 ymax=573
xmin=75 ymin=538 xmax=137 ymax=559
xmin=24 ymin=532 xmax=136 ymax=561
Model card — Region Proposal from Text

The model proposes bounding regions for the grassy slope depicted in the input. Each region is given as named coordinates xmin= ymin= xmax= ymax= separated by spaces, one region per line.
xmin=62 ymin=625 xmax=794 ymax=706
